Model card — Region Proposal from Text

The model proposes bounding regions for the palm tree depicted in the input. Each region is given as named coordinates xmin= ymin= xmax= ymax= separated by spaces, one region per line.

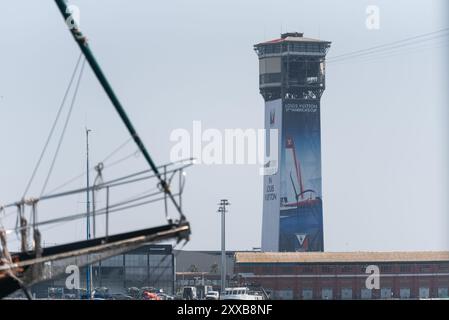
xmin=188 ymin=264 xmax=199 ymax=272
xmin=210 ymin=263 xmax=219 ymax=274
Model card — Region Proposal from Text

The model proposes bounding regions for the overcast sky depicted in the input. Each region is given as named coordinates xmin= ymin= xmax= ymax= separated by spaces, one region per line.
xmin=0 ymin=0 xmax=448 ymax=252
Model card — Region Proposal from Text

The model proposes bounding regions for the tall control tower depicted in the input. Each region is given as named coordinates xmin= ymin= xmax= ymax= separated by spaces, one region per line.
xmin=254 ymin=32 xmax=331 ymax=252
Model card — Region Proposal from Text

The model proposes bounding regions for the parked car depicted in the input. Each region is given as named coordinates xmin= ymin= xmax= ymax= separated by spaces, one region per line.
xmin=93 ymin=287 xmax=112 ymax=299
xmin=111 ymin=293 xmax=134 ymax=300
xmin=205 ymin=291 xmax=220 ymax=300
xmin=157 ymin=293 xmax=175 ymax=300
xmin=142 ymin=291 xmax=160 ymax=300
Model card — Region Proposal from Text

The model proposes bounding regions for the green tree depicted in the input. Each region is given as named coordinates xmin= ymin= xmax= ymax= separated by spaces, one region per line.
xmin=188 ymin=264 xmax=198 ymax=272
xmin=210 ymin=263 xmax=219 ymax=274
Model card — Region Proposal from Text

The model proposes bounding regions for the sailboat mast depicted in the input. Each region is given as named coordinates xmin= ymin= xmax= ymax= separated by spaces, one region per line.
xmin=54 ymin=0 xmax=185 ymax=220
xmin=85 ymin=128 xmax=92 ymax=299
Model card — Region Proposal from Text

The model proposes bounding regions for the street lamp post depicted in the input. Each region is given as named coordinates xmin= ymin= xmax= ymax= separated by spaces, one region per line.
xmin=85 ymin=128 xmax=92 ymax=300
xmin=218 ymin=199 xmax=230 ymax=295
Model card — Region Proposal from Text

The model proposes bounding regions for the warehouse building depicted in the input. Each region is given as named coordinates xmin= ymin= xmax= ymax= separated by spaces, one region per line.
xmin=174 ymin=250 xmax=235 ymax=297
xmin=28 ymin=244 xmax=175 ymax=298
xmin=234 ymin=251 xmax=449 ymax=300
xmin=25 ymin=247 xmax=234 ymax=299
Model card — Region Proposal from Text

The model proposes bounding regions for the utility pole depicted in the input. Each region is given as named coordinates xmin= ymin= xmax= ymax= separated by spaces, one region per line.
xmin=85 ymin=128 xmax=92 ymax=299
xmin=217 ymin=199 xmax=230 ymax=295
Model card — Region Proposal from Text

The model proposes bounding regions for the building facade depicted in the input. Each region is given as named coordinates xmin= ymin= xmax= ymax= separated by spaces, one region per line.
xmin=26 ymin=248 xmax=235 ymax=299
xmin=29 ymin=244 xmax=175 ymax=298
xmin=235 ymin=251 xmax=449 ymax=300
xmin=255 ymin=32 xmax=331 ymax=252
xmin=174 ymin=250 xmax=235 ymax=297
xmin=175 ymin=272 xmax=233 ymax=298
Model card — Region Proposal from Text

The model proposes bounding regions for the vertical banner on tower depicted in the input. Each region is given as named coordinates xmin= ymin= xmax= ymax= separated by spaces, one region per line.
xmin=261 ymin=99 xmax=282 ymax=252
xmin=279 ymin=99 xmax=323 ymax=252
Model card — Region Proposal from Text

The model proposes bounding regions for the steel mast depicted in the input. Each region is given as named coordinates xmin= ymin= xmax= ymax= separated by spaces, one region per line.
xmin=54 ymin=0 xmax=187 ymax=223
xmin=85 ymin=128 xmax=92 ymax=299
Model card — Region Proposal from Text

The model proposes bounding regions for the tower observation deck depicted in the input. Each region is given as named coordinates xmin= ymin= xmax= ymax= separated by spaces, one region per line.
xmin=255 ymin=33 xmax=331 ymax=252
xmin=255 ymin=32 xmax=331 ymax=102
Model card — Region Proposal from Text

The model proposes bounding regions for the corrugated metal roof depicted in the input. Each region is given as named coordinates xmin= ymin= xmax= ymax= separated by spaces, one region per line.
xmin=235 ymin=251 xmax=449 ymax=264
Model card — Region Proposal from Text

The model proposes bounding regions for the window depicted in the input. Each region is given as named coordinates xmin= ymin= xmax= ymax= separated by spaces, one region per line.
xmin=341 ymin=266 xmax=352 ymax=273
xmin=275 ymin=289 xmax=293 ymax=300
xmin=419 ymin=287 xmax=430 ymax=299
xmin=125 ymin=267 xmax=147 ymax=283
xmin=419 ymin=265 xmax=432 ymax=273
xmin=302 ymin=266 xmax=314 ymax=273
xmin=101 ymin=255 xmax=123 ymax=267
xmin=321 ymin=266 xmax=334 ymax=273
xmin=438 ymin=265 xmax=449 ymax=272
xmin=321 ymin=288 xmax=333 ymax=300
xmin=400 ymin=288 xmax=410 ymax=299
xmin=380 ymin=288 xmax=392 ymax=299
xmin=302 ymin=288 xmax=313 ymax=300
xmin=438 ymin=288 xmax=448 ymax=298
xmin=361 ymin=288 xmax=372 ymax=299
xmin=279 ymin=265 xmax=295 ymax=274
xmin=341 ymin=288 xmax=352 ymax=300
xmin=310 ymin=44 xmax=319 ymax=52
xmin=260 ymin=73 xmax=281 ymax=84
xmin=264 ymin=44 xmax=281 ymax=55
xmin=380 ymin=265 xmax=393 ymax=273
xmin=100 ymin=266 xmax=123 ymax=277
xmin=400 ymin=265 xmax=411 ymax=273
xmin=125 ymin=254 xmax=147 ymax=267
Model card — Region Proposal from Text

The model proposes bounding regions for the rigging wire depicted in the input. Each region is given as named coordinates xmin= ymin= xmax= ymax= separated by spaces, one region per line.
xmin=327 ymin=34 xmax=449 ymax=64
xmin=2 ymin=159 xmax=193 ymax=210
xmin=101 ymin=137 xmax=133 ymax=164
xmin=5 ymin=187 xmax=164 ymax=246
xmin=55 ymin=0 xmax=185 ymax=222
xmin=328 ymin=38 xmax=449 ymax=67
xmin=40 ymin=58 xmax=87 ymax=197
xmin=22 ymin=53 xmax=83 ymax=199
xmin=104 ymin=150 xmax=140 ymax=168
xmin=47 ymin=145 xmax=138 ymax=195
xmin=326 ymin=27 xmax=449 ymax=63
xmin=40 ymin=162 xmax=192 ymax=202
xmin=5 ymin=164 xmax=188 ymax=235
xmin=114 ymin=186 xmax=160 ymax=205
xmin=6 ymin=191 xmax=180 ymax=234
